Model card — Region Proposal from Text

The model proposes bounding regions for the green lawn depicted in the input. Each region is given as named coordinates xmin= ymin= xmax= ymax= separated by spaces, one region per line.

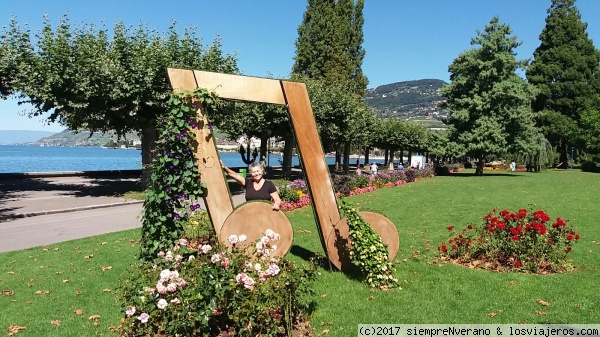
xmin=1 ymin=169 xmax=599 ymax=336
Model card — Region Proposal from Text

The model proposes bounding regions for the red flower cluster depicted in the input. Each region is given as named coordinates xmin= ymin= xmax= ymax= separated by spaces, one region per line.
xmin=438 ymin=208 xmax=581 ymax=273
xmin=348 ymin=186 xmax=377 ymax=196
xmin=280 ymin=195 xmax=311 ymax=211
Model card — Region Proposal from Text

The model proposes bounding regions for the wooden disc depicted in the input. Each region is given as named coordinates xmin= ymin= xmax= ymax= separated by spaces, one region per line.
xmin=326 ymin=211 xmax=399 ymax=271
xmin=219 ymin=201 xmax=293 ymax=258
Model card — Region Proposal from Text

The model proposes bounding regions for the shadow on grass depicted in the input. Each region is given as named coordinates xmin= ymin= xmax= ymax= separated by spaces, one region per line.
xmin=290 ymin=245 xmax=329 ymax=269
xmin=445 ymin=171 xmax=532 ymax=178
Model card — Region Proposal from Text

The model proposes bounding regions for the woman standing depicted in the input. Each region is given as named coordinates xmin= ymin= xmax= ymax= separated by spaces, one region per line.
xmin=222 ymin=162 xmax=282 ymax=211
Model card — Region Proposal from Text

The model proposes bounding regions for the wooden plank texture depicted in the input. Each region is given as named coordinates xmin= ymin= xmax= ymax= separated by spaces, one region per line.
xmin=166 ymin=68 xmax=234 ymax=233
xmin=193 ymin=70 xmax=285 ymax=104
xmin=281 ymin=81 xmax=340 ymax=241
xmin=220 ymin=202 xmax=294 ymax=258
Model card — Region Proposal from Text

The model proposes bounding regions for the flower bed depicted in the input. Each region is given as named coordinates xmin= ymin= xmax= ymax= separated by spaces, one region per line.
xmin=438 ymin=208 xmax=581 ymax=273
xmin=119 ymin=230 xmax=316 ymax=336
xmin=279 ymin=166 xmax=435 ymax=212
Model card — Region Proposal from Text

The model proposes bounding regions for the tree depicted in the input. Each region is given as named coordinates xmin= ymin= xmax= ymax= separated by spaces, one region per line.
xmin=579 ymin=95 xmax=600 ymax=158
xmin=372 ymin=119 xmax=429 ymax=166
xmin=1 ymin=16 xmax=238 ymax=182
xmin=526 ymin=0 xmax=600 ymax=167
xmin=441 ymin=17 xmax=538 ymax=175
xmin=292 ymin=0 xmax=368 ymax=171
xmin=209 ymin=100 xmax=292 ymax=168
xmin=426 ymin=129 xmax=465 ymax=165
xmin=300 ymin=76 xmax=375 ymax=172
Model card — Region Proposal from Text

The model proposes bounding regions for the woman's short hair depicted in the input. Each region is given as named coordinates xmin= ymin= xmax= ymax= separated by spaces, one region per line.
xmin=249 ymin=162 xmax=265 ymax=173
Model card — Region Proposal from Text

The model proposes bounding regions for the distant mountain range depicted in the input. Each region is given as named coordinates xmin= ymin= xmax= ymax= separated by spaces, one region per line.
xmin=364 ymin=79 xmax=447 ymax=119
xmin=33 ymin=129 xmax=141 ymax=147
xmin=0 ymin=130 xmax=58 ymax=145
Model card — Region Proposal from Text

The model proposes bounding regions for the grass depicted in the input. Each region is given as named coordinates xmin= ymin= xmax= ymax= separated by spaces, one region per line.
xmin=2 ymin=169 xmax=599 ymax=336
xmin=0 ymin=232 xmax=141 ymax=336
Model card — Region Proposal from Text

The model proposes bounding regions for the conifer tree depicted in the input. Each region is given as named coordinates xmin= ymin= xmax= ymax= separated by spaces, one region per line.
xmin=292 ymin=0 xmax=369 ymax=172
xmin=526 ymin=0 xmax=600 ymax=166
xmin=293 ymin=0 xmax=367 ymax=96
xmin=441 ymin=17 xmax=538 ymax=175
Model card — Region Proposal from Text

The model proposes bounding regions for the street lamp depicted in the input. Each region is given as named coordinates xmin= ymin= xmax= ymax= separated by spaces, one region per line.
xmin=571 ymin=146 xmax=574 ymax=171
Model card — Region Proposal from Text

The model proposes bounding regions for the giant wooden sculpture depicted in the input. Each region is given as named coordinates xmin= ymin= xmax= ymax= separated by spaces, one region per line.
xmin=167 ymin=68 xmax=399 ymax=270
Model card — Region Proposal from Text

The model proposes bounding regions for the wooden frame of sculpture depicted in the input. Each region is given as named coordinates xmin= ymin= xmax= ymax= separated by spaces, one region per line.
xmin=167 ymin=68 xmax=399 ymax=270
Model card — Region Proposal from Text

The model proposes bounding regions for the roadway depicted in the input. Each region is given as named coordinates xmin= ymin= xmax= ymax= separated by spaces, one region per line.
xmin=0 ymin=173 xmax=247 ymax=253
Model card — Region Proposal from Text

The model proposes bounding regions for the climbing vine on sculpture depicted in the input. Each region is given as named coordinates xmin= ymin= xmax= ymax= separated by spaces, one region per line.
xmin=140 ymin=88 xmax=221 ymax=259
xmin=339 ymin=201 xmax=399 ymax=289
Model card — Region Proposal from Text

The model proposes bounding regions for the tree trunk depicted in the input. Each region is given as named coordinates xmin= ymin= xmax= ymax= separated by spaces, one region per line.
xmin=282 ymin=134 xmax=294 ymax=174
xmin=140 ymin=124 xmax=157 ymax=187
xmin=364 ymin=146 xmax=370 ymax=164
xmin=475 ymin=156 xmax=484 ymax=175
xmin=343 ymin=141 xmax=350 ymax=173
xmin=382 ymin=148 xmax=387 ymax=166
xmin=399 ymin=148 xmax=404 ymax=165
xmin=558 ymin=138 xmax=569 ymax=169
xmin=260 ymin=133 xmax=268 ymax=164
xmin=239 ymin=138 xmax=258 ymax=165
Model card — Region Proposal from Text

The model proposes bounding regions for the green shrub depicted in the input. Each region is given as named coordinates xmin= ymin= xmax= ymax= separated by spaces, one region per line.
xmin=182 ymin=210 xmax=214 ymax=241
xmin=580 ymin=161 xmax=599 ymax=173
xmin=278 ymin=185 xmax=300 ymax=202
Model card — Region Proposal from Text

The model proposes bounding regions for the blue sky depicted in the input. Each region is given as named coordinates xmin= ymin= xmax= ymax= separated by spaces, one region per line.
xmin=1 ymin=0 xmax=599 ymax=132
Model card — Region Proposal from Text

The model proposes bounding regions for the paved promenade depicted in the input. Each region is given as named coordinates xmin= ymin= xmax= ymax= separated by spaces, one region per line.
xmin=0 ymin=172 xmax=247 ymax=252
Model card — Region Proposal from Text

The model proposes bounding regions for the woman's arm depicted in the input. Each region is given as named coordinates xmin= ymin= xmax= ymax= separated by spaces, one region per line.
xmin=221 ymin=162 xmax=246 ymax=186
xmin=270 ymin=190 xmax=282 ymax=211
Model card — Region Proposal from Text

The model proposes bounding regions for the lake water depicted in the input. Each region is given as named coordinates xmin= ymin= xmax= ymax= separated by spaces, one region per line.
xmin=0 ymin=145 xmax=384 ymax=173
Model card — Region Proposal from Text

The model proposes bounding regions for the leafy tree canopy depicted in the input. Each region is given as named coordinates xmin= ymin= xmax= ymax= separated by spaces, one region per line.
xmin=2 ymin=15 xmax=238 ymax=135
xmin=441 ymin=17 xmax=538 ymax=174
xmin=1 ymin=15 xmax=238 ymax=182
xmin=526 ymin=0 xmax=600 ymax=163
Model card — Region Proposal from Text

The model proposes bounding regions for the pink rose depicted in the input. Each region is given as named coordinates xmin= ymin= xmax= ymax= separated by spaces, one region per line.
xmin=156 ymin=284 xmax=168 ymax=295
xmin=243 ymin=276 xmax=256 ymax=290
xmin=157 ymin=298 xmax=168 ymax=310
xmin=200 ymin=244 xmax=212 ymax=254
xmin=125 ymin=306 xmax=136 ymax=317
xmin=266 ymin=264 xmax=280 ymax=276
xmin=159 ymin=269 xmax=171 ymax=281
xmin=236 ymin=273 xmax=248 ymax=284
xmin=137 ymin=312 xmax=149 ymax=323
xmin=166 ymin=283 xmax=177 ymax=293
